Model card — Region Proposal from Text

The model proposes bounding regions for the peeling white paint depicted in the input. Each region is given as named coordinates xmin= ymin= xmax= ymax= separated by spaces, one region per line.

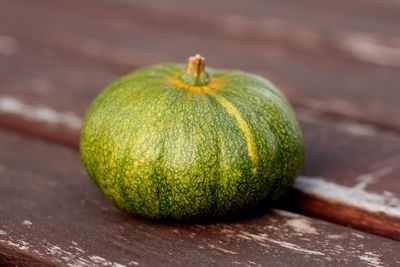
xmin=46 ymin=243 xmax=127 ymax=267
xmin=239 ymin=232 xmax=325 ymax=256
xmin=263 ymin=239 xmax=325 ymax=256
xmin=351 ymin=233 xmax=365 ymax=239
xmin=0 ymin=234 xmax=127 ymax=267
xmin=89 ymin=255 xmax=109 ymax=264
xmin=273 ymin=209 xmax=301 ymax=218
xmin=358 ymin=251 xmax=384 ymax=267
xmin=220 ymin=228 xmax=235 ymax=237
xmin=0 ymin=230 xmax=6 ymax=235
xmin=3 ymin=240 xmax=30 ymax=250
xmin=273 ymin=210 xmax=318 ymax=234
xmin=285 ymin=218 xmax=318 ymax=235
xmin=209 ymin=244 xmax=239 ymax=255
xmin=70 ymin=244 xmax=85 ymax=253
xmin=128 ymin=261 xmax=139 ymax=266
xmin=188 ymin=233 xmax=196 ymax=238
xmin=336 ymin=31 xmax=400 ymax=68
xmin=22 ymin=220 xmax=33 ymax=226
xmin=0 ymin=35 xmax=18 ymax=56
xmin=296 ymin=176 xmax=400 ymax=218
xmin=237 ymin=233 xmax=252 ymax=240
xmin=0 ymin=96 xmax=81 ymax=129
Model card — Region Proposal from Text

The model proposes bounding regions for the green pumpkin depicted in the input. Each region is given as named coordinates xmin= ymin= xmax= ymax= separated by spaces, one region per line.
xmin=80 ymin=55 xmax=304 ymax=220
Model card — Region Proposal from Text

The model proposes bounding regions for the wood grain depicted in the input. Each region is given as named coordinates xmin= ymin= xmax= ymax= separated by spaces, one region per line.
xmin=0 ymin=127 xmax=399 ymax=266
xmin=0 ymin=40 xmax=122 ymax=116
xmin=0 ymin=26 xmax=400 ymax=239
xmin=296 ymin=111 xmax=400 ymax=240
xmin=0 ymin=0 xmax=400 ymax=130
xmin=2 ymin=0 xmax=400 ymax=130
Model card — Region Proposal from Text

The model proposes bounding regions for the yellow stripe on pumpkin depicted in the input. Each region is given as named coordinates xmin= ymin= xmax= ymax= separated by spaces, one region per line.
xmin=211 ymin=94 xmax=258 ymax=175
xmin=169 ymin=78 xmax=223 ymax=94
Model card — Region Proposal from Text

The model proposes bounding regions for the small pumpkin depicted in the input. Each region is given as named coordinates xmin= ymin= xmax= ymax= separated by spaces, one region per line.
xmin=80 ymin=54 xmax=304 ymax=220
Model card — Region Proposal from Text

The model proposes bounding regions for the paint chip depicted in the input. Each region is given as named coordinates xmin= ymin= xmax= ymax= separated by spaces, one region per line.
xmin=358 ymin=252 xmax=384 ymax=267
xmin=0 ymin=96 xmax=82 ymax=129
xmin=285 ymin=218 xmax=318 ymax=235
xmin=22 ymin=220 xmax=33 ymax=226
xmin=238 ymin=231 xmax=324 ymax=256
xmin=295 ymin=176 xmax=400 ymax=218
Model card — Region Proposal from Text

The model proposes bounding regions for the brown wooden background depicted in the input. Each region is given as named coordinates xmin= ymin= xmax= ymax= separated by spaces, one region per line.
xmin=0 ymin=0 xmax=399 ymax=266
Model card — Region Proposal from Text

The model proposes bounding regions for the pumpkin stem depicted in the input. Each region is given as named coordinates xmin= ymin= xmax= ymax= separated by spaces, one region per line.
xmin=180 ymin=54 xmax=209 ymax=86
xmin=186 ymin=54 xmax=205 ymax=77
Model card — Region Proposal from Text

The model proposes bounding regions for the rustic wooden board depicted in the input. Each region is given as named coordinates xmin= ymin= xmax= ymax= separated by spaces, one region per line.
xmin=0 ymin=40 xmax=122 ymax=146
xmin=1 ymin=127 xmax=399 ymax=267
xmin=0 ymin=32 xmax=400 ymax=240
xmin=289 ymin=111 xmax=400 ymax=240
xmin=0 ymin=40 xmax=121 ymax=116
xmin=119 ymin=0 xmax=400 ymax=35
xmin=2 ymin=0 xmax=400 ymax=130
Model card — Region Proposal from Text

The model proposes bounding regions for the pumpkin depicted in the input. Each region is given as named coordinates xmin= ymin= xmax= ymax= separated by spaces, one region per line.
xmin=80 ymin=54 xmax=304 ymax=220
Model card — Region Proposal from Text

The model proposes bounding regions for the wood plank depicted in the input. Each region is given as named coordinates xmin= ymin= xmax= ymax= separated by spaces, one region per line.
xmin=0 ymin=40 xmax=124 ymax=146
xmin=0 ymin=39 xmax=123 ymax=116
xmin=2 ymin=0 xmax=400 ymax=131
xmin=1 ymin=127 xmax=399 ymax=266
xmin=116 ymin=0 xmax=400 ymax=35
xmin=286 ymin=110 xmax=400 ymax=239
xmin=0 ymin=46 xmax=400 ymax=243
xmin=0 ymin=39 xmax=400 ymax=240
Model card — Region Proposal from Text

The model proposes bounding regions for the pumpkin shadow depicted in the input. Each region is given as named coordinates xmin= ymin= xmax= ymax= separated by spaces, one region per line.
xmin=149 ymin=190 xmax=299 ymax=225
xmin=124 ymin=188 xmax=302 ymax=227
xmin=216 ymin=188 xmax=302 ymax=224
xmin=219 ymin=188 xmax=303 ymax=224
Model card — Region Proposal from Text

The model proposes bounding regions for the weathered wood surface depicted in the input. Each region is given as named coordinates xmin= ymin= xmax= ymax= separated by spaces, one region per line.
xmin=288 ymin=112 xmax=400 ymax=239
xmin=0 ymin=128 xmax=399 ymax=267
xmin=1 ymin=26 xmax=400 ymax=240
xmin=0 ymin=0 xmax=400 ymax=264
xmin=0 ymin=40 xmax=121 ymax=146
xmin=2 ymin=0 xmax=400 ymax=130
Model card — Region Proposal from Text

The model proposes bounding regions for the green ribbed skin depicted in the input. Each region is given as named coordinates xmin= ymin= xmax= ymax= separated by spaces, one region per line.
xmin=80 ymin=63 xmax=304 ymax=221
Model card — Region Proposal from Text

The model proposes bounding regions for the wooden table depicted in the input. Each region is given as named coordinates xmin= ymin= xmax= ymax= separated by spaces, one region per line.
xmin=1 ymin=0 xmax=399 ymax=266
